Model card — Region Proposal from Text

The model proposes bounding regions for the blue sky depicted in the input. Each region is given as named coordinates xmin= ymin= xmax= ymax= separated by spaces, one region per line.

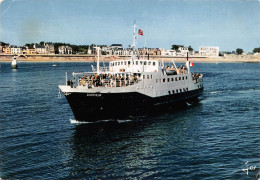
xmin=0 ymin=0 xmax=259 ymax=52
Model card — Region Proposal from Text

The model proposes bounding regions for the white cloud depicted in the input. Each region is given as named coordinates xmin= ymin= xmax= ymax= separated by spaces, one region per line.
xmin=0 ymin=0 xmax=4 ymax=4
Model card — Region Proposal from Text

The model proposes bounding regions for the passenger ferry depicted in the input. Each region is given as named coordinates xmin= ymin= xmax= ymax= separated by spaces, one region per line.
xmin=59 ymin=24 xmax=204 ymax=122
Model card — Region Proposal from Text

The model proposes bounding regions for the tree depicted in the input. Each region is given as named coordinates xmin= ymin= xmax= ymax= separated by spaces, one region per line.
xmin=253 ymin=47 xmax=260 ymax=53
xmin=188 ymin=45 xmax=193 ymax=51
xmin=236 ymin=48 xmax=243 ymax=55
xmin=171 ymin=45 xmax=183 ymax=51
xmin=39 ymin=41 xmax=45 ymax=45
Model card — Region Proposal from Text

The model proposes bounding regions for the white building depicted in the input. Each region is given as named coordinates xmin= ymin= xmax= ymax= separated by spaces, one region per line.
xmin=34 ymin=44 xmax=46 ymax=54
xmin=10 ymin=46 xmax=22 ymax=54
xmin=59 ymin=46 xmax=73 ymax=54
xmin=161 ymin=49 xmax=176 ymax=56
xmin=199 ymin=46 xmax=219 ymax=57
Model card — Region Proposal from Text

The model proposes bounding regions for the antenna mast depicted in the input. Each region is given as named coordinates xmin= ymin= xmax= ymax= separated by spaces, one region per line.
xmin=132 ymin=21 xmax=137 ymax=48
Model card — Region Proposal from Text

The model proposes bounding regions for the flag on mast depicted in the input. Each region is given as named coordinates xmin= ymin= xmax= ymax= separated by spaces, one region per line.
xmin=190 ymin=62 xmax=194 ymax=67
xmin=138 ymin=29 xmax=144 ymax=36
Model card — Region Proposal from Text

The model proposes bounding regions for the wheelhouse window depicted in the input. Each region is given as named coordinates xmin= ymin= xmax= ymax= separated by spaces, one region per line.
xmin=180 ymin=89 xmax=182 ymax=92
xmin=163 ymin=78 xmax=165 ymax=82
xmin=176 ymin=89 xmax=178 ymax=93
xmin=156 ymin=79 xmax=158 ymax=83
xmin=167 ymin=78 xmax=170 ymax=82
xmin=124 ymin=61 xmax=127 ymax=65
xmin=171 ymin=78 xmax=174 ymax=81
xmin=128 ymin=61 xmax=130 ymax=65
xmin=179 ymin=77 xmax=181 ymax=80
xmin=182 ymin=77 xmax=184 ymax=80
xmin=121 ymin=61 xmax=123 ymax=65
xmin=148 ymin=61 xmax=151 ymax=65
xmin=168 ymin=91 xmax=171 ymax=95
xmin=147 ymin=75 xmax=149 ymax=79
xmin=151 ymin=75 xmax=153 ymax=79
xmin=172 ymin=90 xmax=175 ymax=94
xmin=175 ymin=77 xmax=178 ymax=81
xmin=144 ymin=61 xmax=147 ymax=65
xmin=136 ymin=61 xmax=138 ymax=65
xmin=143 ymin=75 xmax=145 ymax=79
xmin=186 ymin=76 xmax=187 ymax=80
xmin=153 ymin=62 xmax=156 ymax=66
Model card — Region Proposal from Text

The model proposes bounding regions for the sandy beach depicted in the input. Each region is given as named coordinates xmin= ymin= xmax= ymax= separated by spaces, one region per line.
xmin=0 ymin=54 xmax=260 ymax=63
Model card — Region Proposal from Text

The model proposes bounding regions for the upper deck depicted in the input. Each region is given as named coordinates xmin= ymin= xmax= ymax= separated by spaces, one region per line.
xmin=109 ymin=59 xmax=160 ymax=73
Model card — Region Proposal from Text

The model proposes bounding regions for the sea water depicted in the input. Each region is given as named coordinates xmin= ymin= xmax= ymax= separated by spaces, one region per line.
xmin=0 ymin=62 xmax=259 ymax=179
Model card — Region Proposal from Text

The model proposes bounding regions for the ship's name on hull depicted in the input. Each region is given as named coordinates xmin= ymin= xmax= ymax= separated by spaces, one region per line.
xmin=87 ymin=93 xmax=102 ymax=97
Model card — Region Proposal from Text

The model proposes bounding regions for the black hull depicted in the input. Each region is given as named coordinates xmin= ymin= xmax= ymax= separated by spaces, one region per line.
xmin=64 ymin=88 xmax=203 ymax=122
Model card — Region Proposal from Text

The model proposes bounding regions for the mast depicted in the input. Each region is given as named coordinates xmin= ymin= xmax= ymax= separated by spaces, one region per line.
xmin=132 ymin=21 xmax=137 ymax=48
xmin=131 ymin=21 xmax=138 ymax=60
xmin=186 ymin=52 xmax=191 ymax=74
xmin=95 ymin=46 xmax=100 ymax=74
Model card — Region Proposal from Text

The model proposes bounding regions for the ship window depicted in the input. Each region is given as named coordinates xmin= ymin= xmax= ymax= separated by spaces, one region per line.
xmin=168 ymin=91 xmax=171 ymax=95
xmin=111 ymin=62 xmax=114 ymax=66
xmin=179 ymin=77 xmax=181 ymax=80
xmin=136 ymin=61 xmax=138 ymax=65
xmin=147 ymin=75 xmax=149 ymax=79
xmin=156 ymin=79 xmax=158 ymax=83
xmin=182 ymin=77 xmax=184 ymax=80
xmin=183 ymin=88 xmax=186 ymax=92
xmin=176 ymin=89 xmax=178 ymax=93
xmin=144 ymin=61 xmax=147 ymax=65
xmin=172 ymin=90 xmax=175 ymax=94
xmin=143 ymin=75 xmax=145 ymax=79
xmin=159 ymin=62 xmax=161 ymax=66
xmin=175 ymin=77 xmax=178 ymax=81
xmin=171 ymin=78 xmax=174 ymax=81
xmin=128 ymin=61 xmax=130 ymax=65
xmin=167 ymin=78 xmax=170 ymax=82
xmin=186 ymin=76 xmax=187 ymax=80
xmin=151 ymin=75 xmax=152 ymax=79
xmin=186 ymin=88 xmax=188 ymax=91
xmin=180 ymin=89 xmax=182 ymax=92
xmin=148 ymin=61 xmax=151 ymax=65
xmin=159 ymin=79 xmax=161 ymax=83
xmin=163 ymin=78 xmax=165 ymax=82
xmin=132 ymin=61 xmax=134 ymax=65
xmin=124 ymin=61 xmax=127 ymax=65
xmin=121 ymin=61 xmax=123 ymax=65
xmin=153 ymin=62 xmax=156 ymax=66
xmin=140 ymin=61 xmax=143 ymax=65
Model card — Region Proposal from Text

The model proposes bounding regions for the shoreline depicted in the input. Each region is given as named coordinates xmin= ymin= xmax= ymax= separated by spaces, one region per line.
xmin=0 ymin=54 xmax=260 ymax=63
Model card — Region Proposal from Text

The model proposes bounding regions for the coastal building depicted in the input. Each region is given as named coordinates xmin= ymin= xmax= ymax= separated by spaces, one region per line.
xmin=10 ymin=46 xmax=22 ymax=54
xmin=44 ymin=43 xmax=55 ymax=54
xmin=102 ymin=44 xmax=124 ymax=55
xmin=26 ymin=45 xmax=37 ymax=54
xmin=199 ymin=46 xmax=219 ymax=57
xmin=161 ymin=49 xmax=177 ymax=56
xmin=148 ymin=48 xmax=161 ymax=56
xmin=58 ymin=46 xmax=73 ymax=54
xmin=34 ymin=44 xmax=46 ymax=54
xmin=3 ymin=45 xmax=11 ymax=54
xmin=110 ymin=44 xmax=124 ymax=55
xmin=0 ymin=42 xmax=8 ymax=53
xmin=87 ymin=47 xmax=92 ymax=55
xmin=178 ymin=47 xmax=189 ymax=56
xmin=138 ymin=48 xmax=148 ymax=56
